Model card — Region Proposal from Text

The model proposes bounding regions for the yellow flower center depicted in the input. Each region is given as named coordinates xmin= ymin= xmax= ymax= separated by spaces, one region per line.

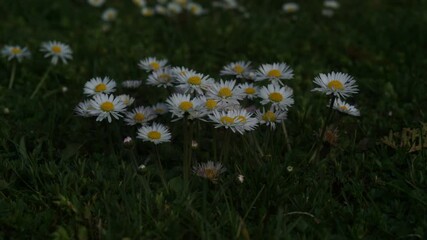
xmin=100 ymin=101 xmax=114 ymax=112
xmin=269 ymin=92 xmax=283 ymax=102
xmin=205 ymin=99 xmax=217 ymax=110
xmin=187 ymin=76 xmax=201 ymax=85
xmin=267 ymin=69 xmax=281 ymax=78
xmin=147 ymin=131 xmax=161 ymax=140
xmin=204 ymin=168 xmax=217 ymax=179
xmin=233 ymin=65 xmax=244 ymax=74
xmin=95 ymin=83 xmax=107 ymax=92
xmin=262 ymin=111 xmax=276 ymax=122
xmin=134 ymin=113 xmax=145 ymax=122
xmin=327 ymin=80 xmax=344 ymax=90
xmin=218 ymin=87 xmax=232 ymax=98
xmin=220 ymin=116 xmax=234 ymax=124
xmin=150 ymin=62 xmax=160 ymax=70
xmin=159 ymin=73 xmax=171 ymax=82
xmin=51 ymin=45 xmax=62 ymax=54
xmin=11 ymin=47 xmax=22 ymax=55
xmin=339 ymin=106 xmax=348 ymax=111
xmin=179 ymin=101 xmax=193 ymax=111
xmin=236 ymin=116 xmax=246 ymax=123
xmin=245 ymin=87 xmax=256 ymax=95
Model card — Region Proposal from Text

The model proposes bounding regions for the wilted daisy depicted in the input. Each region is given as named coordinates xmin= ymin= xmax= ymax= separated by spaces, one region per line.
xmin=74 ymin=100 xmax=95 ymax=117
xmin=118 ymin=94 xmax=135 ymax=107
xmin=255 ymin=63 xmax=293 ymax=85
xmin=332 ymin=99 xmax=360 ymax=116
xmin=220 ymin=61 xmax=252 ymax=79
xmin=83 ymin=76 xmax=117 ymax=96
xmin=187 ymin=2 xmax=205 ymax=15
xmin=238 ymin=83 xmax=258 ymax=99
xmin=259 ymin=84 xmax=294 ymax=110
xmin=137 ymin=122 xmax=171 ymax=144
xmin=147 ymin=67 xmax=174 ymax=88
xmin=166 ymin=93 xmax=197 ymax=120
xmin=102 ymin=8 xmax=118 ymax=22
xmin=40 ymin=41 xmax=73 ymax=65
xmin=89 ymin=94 xmax=126 ymax=122
xmin=87 ymin=0 xmax=105 ymax=7
xmin=151 ymin=102 xmax=169 ymax=115
xmin=1 ymin=45 xmax=31 ymax=62
xmin=138 ymin=57 xmax=168 ymax=72
xmin=282 ymin=2 xmax=299 ymax=13
xmin=324 ymin=0 xmax=340 ymax=9
xmin=207 ymin=80 xmax=244 ymax=105
xmin=141 ymin=7 xmax=155 ymax=17
xmin=256 ymin=107 xmax=287 ymax=129
xmin=193 ymin=161 xmax=226 ymax=183
xmin=176 ymin=71 xmax=212 ymax=95
xmin=124 ymin=106 xmax=156 ymax=125
xmin=122 ymin=80 xmax=143 ymax=89
xmin=312 ymin=71 xmax=358 ymax=99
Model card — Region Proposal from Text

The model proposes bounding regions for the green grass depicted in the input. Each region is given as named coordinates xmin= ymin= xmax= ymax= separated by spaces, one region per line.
xmin=1 ymin=0 xmax=427 ymax=239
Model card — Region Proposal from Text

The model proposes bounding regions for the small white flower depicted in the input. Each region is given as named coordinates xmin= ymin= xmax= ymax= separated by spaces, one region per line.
xmin=187 ymin=2 xmax=205 ymax=15
xmin=256 ymin=107 xmax=287 ymax=129
xmin=207 ymin=80 xmax=244 ymax=106
xmin=237 ymin=174 xmax=245 ymax=183
xmin=312 ymin=71 xmax=358 ymax=99
xmin=141 ymin=7 xmax=155 ymax=16
xmin=193 ymin=161 xmax=226 ymax=183
xmin=151 ymin=102 xmax=169 ymax=115
xmin=3 ymin=107 xmax=10 ymax=114
xmin=324 ymin=0 xmax=340 ymax=9
xmin=40 ymin=41 xmax=72 ymax=65
xmin=102 ymin=8 xmax=118 ymax=22
xmin=123 ymin=136 xmax=133 ymax=144
xmin=255 ymin=63 xmax=293 ymax=86
xmin=118 ymin=94 xmax=135 ymax=107
xmin=220 ymin=61 xmax=252 ymax=79
xmin=61 ymin=86 xmax=68 ymax=93
xmin=322 ymin=9 xmax=334 ymax=17
xmin=89 ymin=94 xmax=126 ymax=122
xmin=122 ymin=80 xmax=143 ymax=89
xmin=259 ymin=84 xmax=294 ymax=110
xmin=238 ymin=83 xmax=258 ymax=99
xmin=124 ymin=106 xmax=157 ymax=125
xmin=132 ymin=0 xmax=146 ymax=7
xmin=74 ymin=100 xmax=95 ymax=118
xmin=87 ymin=0 xmax=105 ymax=7
xmin=1 ymin=45 xmax=31 ymax=62
xmin=155 ymin=5 xmax=167 ymax=15
xmin=137 ymin=122 xmax=172 ymax=144
xmin=282 ymin=2 xmax=299 ymax=13
xmin=332 ymin=99 xmax=360 ymax=116
xmin=233 ymin=108 xmax=259 ymax=133
xmin=147 ymin=67 xmax=174 ymax=88
xmin=138 ymin=57 xmax=167 ymax=72
xmin=83 ymin=77 xmax=117 ymax=96
xmin=208 ymin=109 xmax=256 ymax=134
xmin=287 ymin=166 xmax=294 ymax=172
xmin=166 ymin=93 xmax=197 ymax=120
xmin=176 ymin=71 xmax=212 ymax=95
xmin=167 ymin=2 xmax=182 ymax=14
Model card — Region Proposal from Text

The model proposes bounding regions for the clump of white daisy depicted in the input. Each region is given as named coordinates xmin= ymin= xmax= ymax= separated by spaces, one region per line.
xmin=89 ymin=94 xmax=127 ymax=122
xmin=83 ymin=77 xmax=117 ymax=96
xmin=312 ymin=71 xmax=358 ymax=99
xmin=137 ymin=122 xmax=172 ymax=144
xmin=138 ymin=57 xmax=168 ymax=72
xmin=187 ymin=2 xmax=205 ymax=15
xmin=40 ymin=41 xmax=73 ymax=65
xmin=102 ymin=8 xmax=118 ymax=22
xmin=1 ymin=45 xmax=31 ymax=62
xmin=193 ymin=161 xmax=226 ymax=183
xmin=332 ymin=99 xmax=360 ymax=116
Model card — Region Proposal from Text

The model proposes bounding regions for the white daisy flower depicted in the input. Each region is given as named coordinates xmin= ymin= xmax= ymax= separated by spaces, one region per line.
xmin=171 ymin=66 xmax=192 ymax=79
xmin=141 ymin=7 xmax=155 ymax=17
xmin=125 ymin=106 xmax=157 ymax=125
xmin=83 ymin=76 xmax=117 ymax=96
xmin=259 ymin=84 xmax=294 ymax=110
xmin=220 ymin=61 xmax=252 ymax=79
xmin=147 ymin=67 xmax=174 ymax=88
xmin=87 ymin=0 xmax=105 ymax=7
xmin=193 ymin=161 xmax=226 ymax=183
xmin=256 ymin=107 xmax=287 ymax=130
xmin=255 ymin=63 xmax=294 ymax=86
xmin=206 ymin=80 xmax=244 ymax=105
xmin=166 ymin=93 xmax=197 ymax=120
xmin=118 ymin=94 xmax=135 ymax=107
xmin=194 ymin=96 xmax=223 ymax=115
xmin=155 ymin=5 xmax=167 ymax=15
xmin=312 ymin=71 xmax=358 ymax=99
xmin=238 ymin=83 xmax=258 ymax=99
xmin=1 ymin=45 xmax=31 ymax=62
xmin=208 ymin=110 xmax=247 ymax=134
xmin=322 ymin=9 xmax=334 ymax=17
xmin=188 ymin=2 xmax=205 ymax=15
xmin=332 ymin=99 xmax=360 ymax=116
xmin=282 ymin=2 xmax=299 ymax=13
xmin=74 ymin=100 xmax=95 ymax=117
xmin=151 ymin=102 xmax=169 ymax=115
xmin=133 ymin=0 xmax=146 ymax=7
xmin=138 ymin=57 xmax=168 ymax=72
xmin=122 ymin=80 xmax=143 ymax=89
xmin=40 ymin=41 xmax=72 ymax=65
xmin=324 ymin=0 xmax=340 ymax=9
xmin=176 ymin=71 xmax=212 ymax=95
xmin=233 ymin=108 xmax=258 ymax=134
xmin=102 ymin=8 xmax=118 ymax=22
xmin=167 ymin=2 xmax=182 ymax=14
xmin=89 ymin=94 xmax=126 ymax=122
xmin=137 ymin=122 xmax=172 ymax=144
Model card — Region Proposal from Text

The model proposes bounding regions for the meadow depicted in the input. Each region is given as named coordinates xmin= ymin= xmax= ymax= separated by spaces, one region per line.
xmin=1 ymin=0 xmax=426 ymax=239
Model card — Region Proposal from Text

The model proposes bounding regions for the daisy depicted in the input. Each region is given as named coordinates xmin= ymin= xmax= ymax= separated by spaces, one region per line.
xmin=151 ymin=102 xmax=169 ymax=115
xmin=166 ymin=93 xmax=197 ymax=120
xmin=155 ymin=5 xmax=167 ymax=15
xmin=87 ymin=0 xmax=105 ymax=7
xmin=312 ymin=71 xmax=358 ymax=99
xmin=238 ymin=83 xmax=258 ymax=99
xmin=89 ymin=94 xmax=126 ymax=122
xmin=256 ymin=107 xmax=287 ymax=129
xmin=187 ymin=2 xmax=205 ymax=15
xmin=138 ymin=57 xmax=168 ymax=72
xmin=141 ymin=7 xmax=155 ymax=17
xmin=206 ymin=80 xmax=244 ymax=105
xmin=147 ymin=67 xmax=174 ymax=88
xmin=118 ymin=94 xmax=135 ymax=107
xmin=83 ymin=76 xmax=116 ymax=96
xmin=137 ymin=122 xmax=172 ymax=144
xmin=208 ymin=110 xmax=245 ymax=134
xmin=322 ymin=9 xmax=334 ymax=17
xmin=332 ymin=99 xmax=360 ymax=116
xmin=132 ymin=0 xmax=146 ymax=7
xmin=282 ymin=2 xmax=299 ymax=13
xmin=194 ymin=96 xmax=223 ymax=115
xmin=167 ymin=2 xmax=183 ymax=14
xmin=124 ymin=106 xmax=157 ymax=125
xmin=193 ymin=161 xmax=226 ymax=183
xmin=176 ymin=71 xmax=212 ymax=95
xmin=102 ymin=8 xmax=118 ymax=22
xmin=259 ymin=84 xmax=294 ymax=110
xmin=233 ymin=108 xmax=258 ymax=134
xmin=220 ymin=61 xmax=252 ymax=79
xmin=74 ymin=100 xmax=95 ymax=117
xmin=1 ymin=45 xmax=31 ymax=62
xmin=324 ymin=0 xmax=340 ymax=9
xmin=171 ymin=66 xmax=192 ymax=79
xmin=122 ymin=80 xmax=142 ymax=88
xmin=40 ymin=41 xmax=73 ymax=65
xmin=255 ymin=63 xmax=293 ymax=85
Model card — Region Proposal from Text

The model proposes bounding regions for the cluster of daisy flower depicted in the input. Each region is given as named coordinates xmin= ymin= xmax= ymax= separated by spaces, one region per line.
xmin=132 ymin=0 xmax=206 ymax=17
xmin=282 ymin=0 xmax=340 ymax=17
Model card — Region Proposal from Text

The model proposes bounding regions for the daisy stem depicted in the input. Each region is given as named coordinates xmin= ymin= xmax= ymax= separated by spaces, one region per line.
xmin=154 ymin=144 xmax=168 ymax=190
xmin=319 ymin=96 xmax=336 ymax=146
xmin=183 ymin=117 xmax=193 ymax=182
xmin=281 ymin=121 xmax=292 ymax=152
xmin=8 ymin=61 xmax=17 ymax=89
xmin=30 ymin=65 xmax=52 ymax=99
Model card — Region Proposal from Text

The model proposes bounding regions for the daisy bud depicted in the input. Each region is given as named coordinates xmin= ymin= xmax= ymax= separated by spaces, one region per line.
xmin=287 ymin=166 xmax=294 ymax=172
xmin=123 ymin=136 xmax=134 ymax=148
xmin=3 ymin=107 xmax=10 ymax=114
xmin=237 ymin=174 xmax=245 ymax=183
xmin=191 ymin=140 xmax=199 ymax=149
xmin=61 ymin=86 xmax=68 ymax=93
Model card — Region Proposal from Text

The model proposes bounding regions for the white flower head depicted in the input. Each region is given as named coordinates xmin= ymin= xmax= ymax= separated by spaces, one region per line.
xmin=133 ymin=0 xmax=146 ymax=7
xmin=87 ymin=0 xmax=105 ymax=7
xmin=74 ymin=100 xmax=95 ymax=117
xmin=324 ymin=0 xmax=340 ymax=9
xmin=138 ymin=57 xmax=168 ymax=72
xmin=166 ymin=93 xmax=197 ymax=120
xmin=322 ymin=9 xmax=334 ymax=17
xmin=147 ymin=67 xmax=174 ymax=88
xmin=259 ymin=84 xmax=294 ymax=110
xmin=256 ymin=107 xmax=287 ymax=130
xmin=40 ymin=41 xmax=72 ymax=65
xmin=89 ymin=94 xmax=126 ymax=122
xmin=102 ymin=8 xmax=118 ymax=22
xmin=125 ymin=106 xmax=157 ymax=125
xmin=176 ymin=71 xmax=213 ymax=95
xmin=83 ymin=76 xmax=117 ymax=96
xmin=206 ymin=80 xmax=244 ymax=105
xmin=312 ymin=71 xmax=358 ymax=99
xmin=238 ymin=83 xmax=259 ymax=100
xmin=187 ymin=2 xmax=205 ymax=15
xmin=118 ymin=94 xmax=135 ymax=107
xmin=151 ymin=102 xmax=169 ymax=115
xmin=220 ymin=61 xmax=252 ymax=79
xmin=171 ymin=66 xmax=192 ymax=80
xmin=193 ymin=161 xmax=226 ymax=183
xmin=137 ymin=122 xmax=172 ymax=144
xmin=122 ymin=80 xmax=143 ymax=89
xmin=208 ymin=109 xmax=256 ymax=134
xmin=332 ymin=99 xmax=360 ymax=116
xmin=167 ymin=2 xmax=183 ymax=14
xmin=141 ymin=7 xmax=155 ymax=17
xmin=282 ymin=2 xmax=299 ymax=13
xmin=1 ymin=45 xmax=31 ymax=62
xmin=255 ymin=63 xmax=294 ymax=85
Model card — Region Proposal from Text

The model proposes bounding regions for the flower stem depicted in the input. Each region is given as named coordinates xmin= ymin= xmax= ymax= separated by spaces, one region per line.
xmin=8 ymin=61 xmax=17 ymax=89
xmin=155 ymin=144 xmax=168 ymax=190
xmin=183 ymin=117 xmax=193 ymax=182
xmin=281 ymin=121 xmax=292 ymax=152
xmin=319 ymin=96 xmax=336 ymax=144
xmin=30 ymin=65 xmax=52 ymax=99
